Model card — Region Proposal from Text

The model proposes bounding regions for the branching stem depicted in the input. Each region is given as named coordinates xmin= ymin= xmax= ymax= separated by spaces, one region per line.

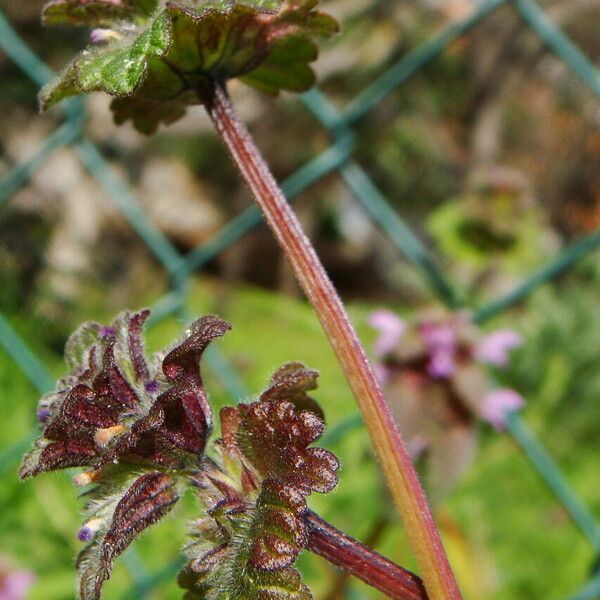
xmin=204 ymin=81 xmax=462 ymax=600
xmin=307 ymin=511 xmax=427 ymax=600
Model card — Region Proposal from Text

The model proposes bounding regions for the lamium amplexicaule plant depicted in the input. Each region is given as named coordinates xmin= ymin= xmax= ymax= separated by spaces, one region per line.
xmin=22 ymin=310 xmax=425 ymax=599
xmin=21 ymin=1 xmax=467 ymax=599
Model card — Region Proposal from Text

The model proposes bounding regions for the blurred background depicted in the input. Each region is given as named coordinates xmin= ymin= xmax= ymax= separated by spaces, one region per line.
xmin=1 ymin=0 xmax=600 ymax=598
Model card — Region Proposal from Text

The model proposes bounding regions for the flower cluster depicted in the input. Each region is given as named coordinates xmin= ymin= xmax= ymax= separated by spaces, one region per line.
xmin=368 ymin=309 xmax=524 ymax=501
xmin=20 ymin=310 xmax=338 ymax=600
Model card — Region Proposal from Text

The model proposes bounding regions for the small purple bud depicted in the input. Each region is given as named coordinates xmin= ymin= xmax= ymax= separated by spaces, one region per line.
xmin=99 ymin=326 xmax=116 ymax=338
xmin=145 ymin=380 xmax=159 ymax=393
xmin=36 ymin=408 xmax=51 ymax=423
xmin=368 ymin=310 xmax=406 ymax=357
xmin=77 ymin=527 xmax=93 ymax=542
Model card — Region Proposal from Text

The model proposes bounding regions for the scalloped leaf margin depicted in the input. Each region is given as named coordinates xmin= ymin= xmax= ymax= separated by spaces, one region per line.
xmin=180 ymin=363 xmax=339 ymax=599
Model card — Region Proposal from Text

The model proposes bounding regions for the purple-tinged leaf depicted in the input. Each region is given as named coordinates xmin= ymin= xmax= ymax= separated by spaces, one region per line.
xmin=21 ymin=438 xmax=98 ymax=478
xmin=21 ymin=309 xmax=233 ymax=600
xmin=124 ymin=308 xmax=151 ymax=383
xmin=259 ymin=362 xmax=324 ymax=419
xmin=21 ymin=310 xmax=231 ymax=477
xmin=181 ymin=363 xmax=338 ymax=599
xmin=222 ymin=396 xmax=339 ymax=493
xmin=158 ymin=316 xmax=230 ymax=454
xmin=77 ymin=472 xmax=180 ymax=600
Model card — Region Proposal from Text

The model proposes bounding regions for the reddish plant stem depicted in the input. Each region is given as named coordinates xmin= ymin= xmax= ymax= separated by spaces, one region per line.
xmin=307 ymin=511 xmax=427 ymax=600
xmin=205 ymin=82 xmax=462 ymax=600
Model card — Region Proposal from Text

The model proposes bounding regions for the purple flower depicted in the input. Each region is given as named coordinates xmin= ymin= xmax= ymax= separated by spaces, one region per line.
xmin=421 ymin=322 xmax=457 ymax=378
xmin=368 ymin=310 xmax=406 ymax=357
xmin=145 ymin=380 xmax=159 ymax=394
xmin=36 ymin=407 xmax=50 ymax=423
xmin=481 ymin=389 xmax=524 ymax=430
xmin=0 ymin=562 xmax=35 ymax=600
xmin=407 ymin=434 xmax=428 ymax=460
xmin=475 ymin=329 xmax=522 ymax=367
xmin=421 ymin=322 xmax=456 ymax=349
xmin=99 ymin=325 xmax=116 ymax=338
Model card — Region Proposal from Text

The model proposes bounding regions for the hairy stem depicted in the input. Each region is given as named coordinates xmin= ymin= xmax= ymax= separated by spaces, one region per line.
xmin=204 ymin=82 xmax=461 ymax=600
xmin=307 ymin=511 xmax=427 ymax=600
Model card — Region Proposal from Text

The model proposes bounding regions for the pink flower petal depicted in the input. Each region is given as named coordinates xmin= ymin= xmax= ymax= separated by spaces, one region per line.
xmin=407 ymin=434 xmax=428 ymax=460
xmin=475 ymin=329 xmax=522 ymax=367
xmin=0 ymin=570 xmax=36 ymax=600
xmin=368 ymin=310 xmax=406 ymax=357
xmin=420 ymin=321 xmax=457 ymax=378
xmin=420 ymin=322 xmax=456 ymax=350
xmin=427 ymin=349 xmax=456 ymax=378
xmin=481 ymin=389 xmax=524 ymax=430
xmin=372 ymin=362 xmax=391 ymax=385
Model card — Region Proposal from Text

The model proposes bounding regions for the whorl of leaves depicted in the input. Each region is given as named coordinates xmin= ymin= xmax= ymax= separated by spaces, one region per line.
xmin=40 ymin=0 xmax=338 ymax=133
xmin=20 ymin=310 xmax=230 ymax=600
xmin=180 ymin=363 xmax=339 ymax=599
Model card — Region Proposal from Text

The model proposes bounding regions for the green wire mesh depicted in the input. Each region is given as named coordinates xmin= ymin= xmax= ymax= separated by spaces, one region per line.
xmin=1 ymin=1 xmax=600 ymax=598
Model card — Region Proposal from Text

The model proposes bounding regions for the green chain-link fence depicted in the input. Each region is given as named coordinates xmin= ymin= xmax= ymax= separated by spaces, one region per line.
xmin=1 ymin=0 xmax=600 ymax=598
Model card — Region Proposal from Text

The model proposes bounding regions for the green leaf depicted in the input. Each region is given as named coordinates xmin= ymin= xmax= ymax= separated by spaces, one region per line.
xmin=40 ymin=0 xmax=338 ymax=132
xmin=240 ymin=35 xmax=317 ymax=94
xmin=40 ymin=11 xmax=172 ymax=110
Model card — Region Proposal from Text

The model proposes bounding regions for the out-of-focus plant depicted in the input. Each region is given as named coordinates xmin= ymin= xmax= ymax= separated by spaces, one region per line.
xmin=21 ymin=309 xmax=427 ymax=600
xmin=427 ymin=166 xmax=560 ymax=298
xmin=369 ymin=309 xmax=524 ymax=502
xmin=37 ymin=1 xmax=462 ymax=597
